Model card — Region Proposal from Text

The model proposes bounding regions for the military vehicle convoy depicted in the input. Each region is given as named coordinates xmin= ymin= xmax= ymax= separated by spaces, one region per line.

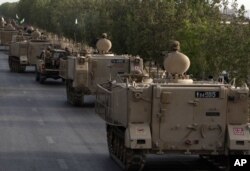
xmin=35 ymin=48 xmax=66 ymax=84
xmin=59 ymin=33 xmax=144 ymax=106
xmin=8 ymin=30 xmax=52 ymax=72
xmin=95 ymin=41 xmax=250 ymax=170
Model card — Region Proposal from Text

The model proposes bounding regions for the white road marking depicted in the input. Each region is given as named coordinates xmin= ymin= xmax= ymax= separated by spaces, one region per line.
xmin=45 ymin=136 xmax=55 ymax=144
xmin=57 ymin=159 xmax=68 ymax=170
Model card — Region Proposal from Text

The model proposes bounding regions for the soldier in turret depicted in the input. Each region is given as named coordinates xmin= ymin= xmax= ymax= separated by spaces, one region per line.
xmin=65 ymin=47 xmax=71 ymax=56
xmin=169 ymin=40 xmax=180 ymax=52
xmin=45 ymin=46 xmax=52 ymax=58
xmin=31 ymin=29 xmax=41 ymax=39
xmin=101 ymin=32 xmax=107 ymax=39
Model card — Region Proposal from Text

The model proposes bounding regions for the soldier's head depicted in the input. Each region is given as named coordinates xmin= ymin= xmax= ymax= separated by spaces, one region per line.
xmin=169 ymin=40 xmax=180 ymax=51
xmin=47 ymin=46 xmax=52 ymax=51
xmin=101 ymin=33 xmax=107 ymax=39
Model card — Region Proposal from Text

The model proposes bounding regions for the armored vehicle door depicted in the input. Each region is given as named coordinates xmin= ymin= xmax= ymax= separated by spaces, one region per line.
xmin=151 ymin=85 xmax=227 ymax=152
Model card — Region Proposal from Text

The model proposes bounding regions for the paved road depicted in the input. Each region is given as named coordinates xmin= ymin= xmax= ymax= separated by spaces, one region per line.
xmin=0 ymin=51 xmax=213 ymax=171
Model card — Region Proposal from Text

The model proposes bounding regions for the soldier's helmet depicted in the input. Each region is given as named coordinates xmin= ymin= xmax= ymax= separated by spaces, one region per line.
xmin=222 ymin=70 xmax=227 ymax=75
xmin=169 ymin=40 xmax=180 ymax=51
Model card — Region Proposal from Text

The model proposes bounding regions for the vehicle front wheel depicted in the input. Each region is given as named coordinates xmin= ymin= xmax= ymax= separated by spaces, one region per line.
xmin=35 ymin=71 xmax=40 ymax=82
xmin=39 ymin=75 xmax=46 ymax=84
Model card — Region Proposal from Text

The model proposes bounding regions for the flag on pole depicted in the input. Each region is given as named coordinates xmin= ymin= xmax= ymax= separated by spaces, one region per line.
xmin=20 ymin=18 xmax=25 ymax=24
xmin=16 ymin=14 xmax=19 ymax=19
xmin=75 ymin=18 xmax=78 ymax=25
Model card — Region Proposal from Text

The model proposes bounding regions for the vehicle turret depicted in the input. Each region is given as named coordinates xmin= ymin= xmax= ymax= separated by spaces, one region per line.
xmin=96 ymin=33 xmax=112 ymax=54
xmin=163 ymin=41 xmax=192 ymax=83
xmin=164 ymin=41 xmax=190 ymax=75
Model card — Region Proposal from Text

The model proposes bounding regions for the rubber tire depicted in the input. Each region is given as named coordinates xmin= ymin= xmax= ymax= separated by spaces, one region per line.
xmin=8 ymin=56 xmax=13 ymax=72
xmin=36 ymin=71 xmax=40 ymax=82
xmin=39 ymin=74 xmax=46 ymax=84
xmin=66 ymin=80 xmax=83 ymax=106
xmin=18 ymin=65 xmax=26 ymax=73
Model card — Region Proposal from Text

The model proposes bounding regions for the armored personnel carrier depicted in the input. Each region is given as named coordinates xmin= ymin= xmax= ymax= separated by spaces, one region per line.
xmin=0 ymin=23 xmax=18 ymax=50
xmin=8 ymin=30 xmax=52 ymax=72
xmin=35 ymin=48 xmax=66 ymax=84
xmin=59 ymin=33 xmax=143 ymax=106
xmin=95 ymin=41 xmax=250 ymax=170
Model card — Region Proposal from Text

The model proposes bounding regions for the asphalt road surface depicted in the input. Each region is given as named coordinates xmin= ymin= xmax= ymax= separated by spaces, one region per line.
xmin=0 ymin=51 xmax=214 ymax=171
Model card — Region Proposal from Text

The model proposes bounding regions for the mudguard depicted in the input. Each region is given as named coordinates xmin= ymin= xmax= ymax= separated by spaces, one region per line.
xmin=227 ymin=124 xmax=250 ymax=150
xmin=125 ymin=123 xmax=152 ymax=149
xmin=20 ymin=55 xmax=28 ymax=64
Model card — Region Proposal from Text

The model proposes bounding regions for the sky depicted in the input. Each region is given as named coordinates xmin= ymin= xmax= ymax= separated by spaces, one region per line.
xmin=235 ymin=0 xmax=250 ymax=9
xmin=0 ymin=0 xmax=19 ymax=5
xmin=0 ymin=0 xmax=249 ymax=9
xmin=227 ymin=0 xmax=250 ymax=17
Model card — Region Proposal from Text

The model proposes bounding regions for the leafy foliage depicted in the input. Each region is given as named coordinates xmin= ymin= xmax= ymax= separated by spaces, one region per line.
xmin=0 ymin=0 xmax=249 ymax=82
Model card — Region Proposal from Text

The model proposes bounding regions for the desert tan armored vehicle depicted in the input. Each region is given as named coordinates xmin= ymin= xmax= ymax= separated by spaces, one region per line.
xmin=60 ymin=33 xmax=143 ymax=106
xmin=36 ymin=48 xmax=67 ymax=84
xmin=0 ymin=23 xmax=18 ymax=49
xmin=8 ymin=30 xmax=52 ymax=72
xmin=95 ymin=41 xmax=250 ymax=170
